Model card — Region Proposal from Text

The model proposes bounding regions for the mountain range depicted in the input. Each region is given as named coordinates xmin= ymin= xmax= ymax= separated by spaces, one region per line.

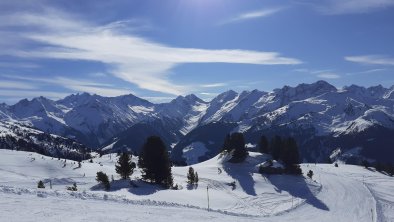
xmin=1 ymin=81 xmax=393 ymax=164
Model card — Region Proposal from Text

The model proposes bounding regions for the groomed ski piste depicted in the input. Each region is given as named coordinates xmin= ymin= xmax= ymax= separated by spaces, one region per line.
xmin=0 ymin=149 xmax=393 ymax=222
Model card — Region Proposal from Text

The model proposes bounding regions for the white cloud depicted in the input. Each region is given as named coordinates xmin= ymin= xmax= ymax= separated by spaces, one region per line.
xmin=345 ymin=55 xmax=394 ymax=66
xmin=140 ymin=96 xmax=174 ymax=103
xmin=317 ymin=73 xmax=341 ymax=79
xmin=293 ymin=68 xmax=340 ymax=79
xmin=66 ymin=84 xmax=132 ymax=97
xmin=0 ymin=90 xmax=69 ymax=101
xmin=293 ymin=68 xmax=333 ymax=74
xmin=88 ymin=72 xmax=107 ymax=78
xmin=219 ymin=7 xmax=283 ymax=25
xmin=200 ymin=83 xmax=227 ymax=88
xmin=311 ymin=69 xmax=334 ymax=74
xmin=199 ymin=92 xmax=218 ymax=96
xmin=0 ymin=80 xmax=37 ymax=90
xmin=0 ymin=8 xmax=301 ymax=95
xmin=2 ymin=75 xmax=134 ymax=97
xmin=312 ymin=0 xmax=394 ymax=14
xmin=345 ymin=68 xmax=386 ymax=76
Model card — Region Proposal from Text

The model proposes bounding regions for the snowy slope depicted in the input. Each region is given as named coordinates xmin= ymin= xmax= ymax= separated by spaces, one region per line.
xmin=0 ymin=149 xmax=393 ymax=221
xmin=0 ymin=120 xmax=89 ymax=160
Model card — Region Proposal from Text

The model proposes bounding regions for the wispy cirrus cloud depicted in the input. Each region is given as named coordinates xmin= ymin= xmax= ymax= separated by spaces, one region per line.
xmin=0 ymin=80 xmax=37 ymax=90
xmin=199 ymin=92 xmax=218 ymax=96
xmin=345 ymin=68 xmax=387 ymax=76
xmin=2 ymin=74 xmax=134 ymax=97
xmin=305 ymin=0 xmax=394 ymax=14
xmin=0 ymin=7 xmax=301 ymax=96
xmin=294 ymin=68 xmax=334 ymax=74
xmin=293 ymin=68 xmax=340 ymax=79
xmin=200 ymin=83 xmax=227 ymax=88
xmin=140 ymin=96 xmax=174 ymax=103
xmin=218 ymin=7 xmax=283 ymax=25
xmin=0 ymin=90 xmax=69 ymax=101
xmin=345 ymin=55 xmax=394 ymax=66
xmin=317 ymin=73 xmax=341 ymax=79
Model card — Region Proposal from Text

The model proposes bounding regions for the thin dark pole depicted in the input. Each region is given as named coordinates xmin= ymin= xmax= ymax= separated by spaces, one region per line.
xmin=207 ymin=186 xmax=210 ymax=211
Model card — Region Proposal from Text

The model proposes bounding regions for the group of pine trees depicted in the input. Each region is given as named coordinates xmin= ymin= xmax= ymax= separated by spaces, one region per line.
xmin=220 ymin=132 xmax=301 ymax=174
xmin=221 ymin=132 xmax=248 ymax=163
xmin=96 ymin=136 xmax=174 ymax=190
xmin=187 ymin=167 xmax=199 ymax=185
xmin=258 ymin=135 xmax=302 ymax=174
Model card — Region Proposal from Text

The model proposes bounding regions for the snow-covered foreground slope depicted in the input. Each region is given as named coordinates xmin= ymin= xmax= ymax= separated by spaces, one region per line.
xmin=0 ymin=149 xmax=393 ymax=221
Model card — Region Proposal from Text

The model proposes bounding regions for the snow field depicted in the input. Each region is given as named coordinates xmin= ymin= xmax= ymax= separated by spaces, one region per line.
xmin=0 ymin=149 xmax=393 ymax=221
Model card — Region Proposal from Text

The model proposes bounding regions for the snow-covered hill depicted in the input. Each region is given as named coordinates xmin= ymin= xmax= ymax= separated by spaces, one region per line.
xmin=0 ymin=120 xmax=89 ymax=160
xmin=1 ymin=81 xmax=393 ymax=164
xmin=0 ymin=149 xmax=393 ymax=221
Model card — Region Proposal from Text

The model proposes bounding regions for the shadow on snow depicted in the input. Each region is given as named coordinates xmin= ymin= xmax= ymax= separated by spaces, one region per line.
xmin=91 ymin=179 xmax=161 ymax=195
xmin=222 ymin=162 xmax=257 ymax=196
xmin=267 ymin=175 xmax=329 ymax=211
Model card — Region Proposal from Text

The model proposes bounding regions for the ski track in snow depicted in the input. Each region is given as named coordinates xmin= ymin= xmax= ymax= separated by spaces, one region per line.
xmin=0 ymin=185 xmax=255 ymax=218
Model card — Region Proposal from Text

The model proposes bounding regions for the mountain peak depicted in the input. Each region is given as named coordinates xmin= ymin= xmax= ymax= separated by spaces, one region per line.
xmin=32 ymin=96 xmax=53 ymax=103
xmin=58 ymin=92 xmax=97 ymax=107
xmin=172 ymin=94 xmax=204 ymax=105
xmin=274 ymin=81 xmax=337 ymax=99
xmin=209 ymin=90 xmax=238 ymax=104
xmin=343 ymin=84 xmax=366 ymax=91
xmin=184 ymin=94 xmax=205 ymax=103
xmin=299 ymin=80 xmax=337 ymax=92
xmin=217 ymin=89 xmax=237 ymax=98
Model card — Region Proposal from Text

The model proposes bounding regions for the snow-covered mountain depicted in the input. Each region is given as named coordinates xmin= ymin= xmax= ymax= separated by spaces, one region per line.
xmin=171 ymin=81 xmax=394 ymax=164
xmin=0 ymin=92 xmax=209 ymax=148
xmin=1 ymin=81 xmax=393 ymax=164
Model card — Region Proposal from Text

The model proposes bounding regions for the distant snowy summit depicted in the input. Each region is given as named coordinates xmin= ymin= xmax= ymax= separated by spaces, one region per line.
xmin=0 ymin=81 xmax=393 ymax=164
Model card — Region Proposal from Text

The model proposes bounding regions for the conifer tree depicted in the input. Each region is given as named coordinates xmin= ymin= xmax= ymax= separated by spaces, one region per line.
xmin=279 ymin=137 xmax=302 ymax=174
xmin=270 ymin=135 xmax=283 ymax=161
xmin=281 ymin=137 xmax=300 ymax=167
xmin=258 ymin=135 xmax=269 ymax=154
xmin=37 ymin=180 xmax=45 ymax=189
xmin=307 ymin=170 xmax=314 ymax=179
xmin=96 ymin=171 xmax=110 ymax=190
xmin=187 ymin=167 xmax=195 ymax=184
xmin=231 ymin=132 xmax=247 ymax=162
xmin=138 ymin=136 xmax=173 ymax=188
xmin=221 ymin=134 xmax=231 ymax=152
xmin=115 ymin=152 xmax=135 ymax=180
xmin=221 ymin=132 xmax=248 ymax=162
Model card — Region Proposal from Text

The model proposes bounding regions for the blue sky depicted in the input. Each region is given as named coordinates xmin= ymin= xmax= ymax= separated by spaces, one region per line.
xmin=0 ymin=0 xmax=394 ymax=104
